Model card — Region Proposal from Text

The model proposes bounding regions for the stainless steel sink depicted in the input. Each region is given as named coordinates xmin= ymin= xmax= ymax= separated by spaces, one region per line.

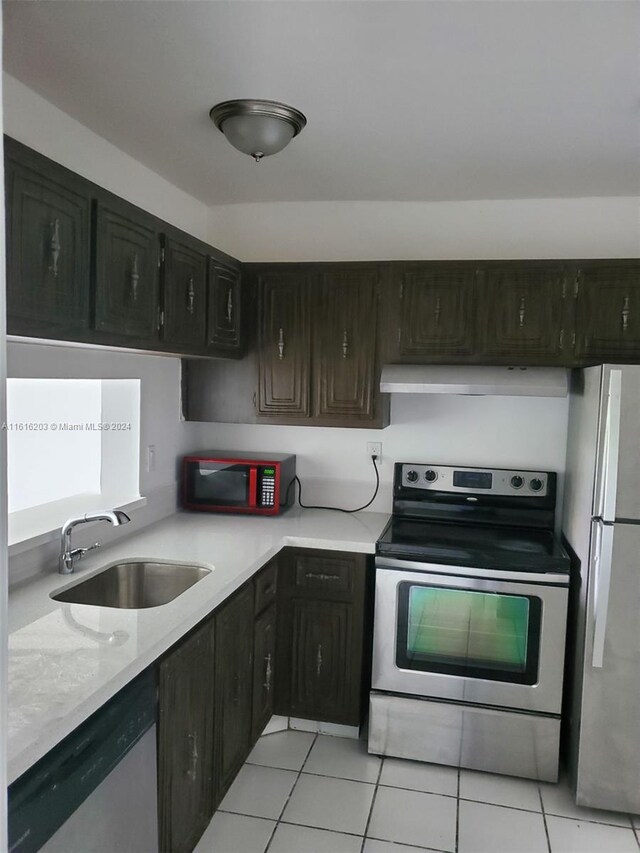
xmin=51 ymin=561 xmax=211 ymax=609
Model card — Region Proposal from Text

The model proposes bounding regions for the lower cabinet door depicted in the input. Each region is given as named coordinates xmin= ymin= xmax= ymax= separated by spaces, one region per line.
xmin=288 ymin=598 xmax=358 ymax=725
xmin=158 ymin=619 xmax=215 ymax=853
xmin=252 ymin=603 xmax=277 ymax=741
xmin=214 ymin=585 xmax=255 ymax=802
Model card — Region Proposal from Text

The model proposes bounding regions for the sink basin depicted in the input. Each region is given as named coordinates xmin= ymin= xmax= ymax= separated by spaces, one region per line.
xmin=51 ymin=561 xmax=211 ymax=609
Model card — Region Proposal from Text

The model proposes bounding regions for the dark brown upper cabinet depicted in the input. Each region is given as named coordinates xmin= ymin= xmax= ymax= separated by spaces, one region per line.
xmin=395 ymin=263 xmax=477 ymax=361
xmin=163 ymin=231 xmax=207 ymax=349
xmin=257 ymin=269 xmax=311 ymax=418
xmin=5 ymin=138 xmax=91 ymax=338
xmin=93 ymin=194 xmax=161 ymax=344
xmin=213 ymin=584 xmax=254 ymax=805
xmin=574 ymin=262 xmax=640 ymax=362
xmin=314 ymin=267 xmax=378 ymax=421
xmin=207 ymin=260 xmax=243 ymax=354
xmin=158 ymin=618 xmax=215 ymax=853
xmin=478 ymin=263 xmax=570 ymax=363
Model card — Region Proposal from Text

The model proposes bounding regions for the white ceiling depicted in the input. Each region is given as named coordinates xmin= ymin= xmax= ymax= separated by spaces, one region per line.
xmin=4 ymin=1 xmax=639 ymax=206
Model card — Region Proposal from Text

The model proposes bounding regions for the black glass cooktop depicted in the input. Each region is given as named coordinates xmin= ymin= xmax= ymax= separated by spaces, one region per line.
xmin=377 ymin=517 xmax=570 ymax=573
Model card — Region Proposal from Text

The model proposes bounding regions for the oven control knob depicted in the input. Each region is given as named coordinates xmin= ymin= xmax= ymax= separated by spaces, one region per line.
xmin=406 ymin=470 xmax=419 ymax=483
xmin=510 ymin=475 xmax=524 ymax=489
xmin=424 ymin=470 xmax=438 ymax=482
xmin=530 ymin=478 xmax=544 ymax=492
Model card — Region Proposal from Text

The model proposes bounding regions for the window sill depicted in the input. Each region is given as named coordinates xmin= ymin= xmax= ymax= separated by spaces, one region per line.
xmin=8 ymin=493 xmax=148 ymax=556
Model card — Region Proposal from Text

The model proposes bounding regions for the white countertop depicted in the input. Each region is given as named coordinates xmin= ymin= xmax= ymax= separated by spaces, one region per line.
xmin=7 ymin=508 xmax=389 ymax=785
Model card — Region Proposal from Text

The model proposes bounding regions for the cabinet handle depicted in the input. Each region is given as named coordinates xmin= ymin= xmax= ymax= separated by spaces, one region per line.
xmin=186 ymin=733 xmax=198 ymax=781
xmin=48 ymin=219 xmax=61 ymax=278
xmin=316 ymin=644 xmax=323 ymax=678
xmin=186 ymin=276 xmax=195 ymax=315
xmin=622 ymin=296 xmax=630 ymax=332
xmin=305 ymin=572 xmax=340 ymax=582
xmin=156 ymin=306 xmax=164 ymax=331
xmin=227 ymin=288 xmax=233 ymax=324
xmin=130 ymin=253 xmax=140 ymax=302
xmin=342 ymin=329 xmax=349 ymax=359
xmin=264 ymin=652 xmax=272 ymax=693
xmin=278 ymin=327 xmax=285 ymax=360
xmin=518 ymin=296 xmax=526 ymax=328
xmin=434 ymin=295 xmax=441 ymax=326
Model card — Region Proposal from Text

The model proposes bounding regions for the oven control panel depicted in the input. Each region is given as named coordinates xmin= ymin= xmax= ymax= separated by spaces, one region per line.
xmin=400 ymin=464 xmax=549 ymax=497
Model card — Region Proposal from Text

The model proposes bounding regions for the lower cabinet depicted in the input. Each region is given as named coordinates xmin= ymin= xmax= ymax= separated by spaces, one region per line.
xmin=213 ymin=584 xmax=255 ymax=804
xmin=158 ymin=618 xmax=215 ymax=853
xmin=252 ymin=602 xmax=277 ymax=742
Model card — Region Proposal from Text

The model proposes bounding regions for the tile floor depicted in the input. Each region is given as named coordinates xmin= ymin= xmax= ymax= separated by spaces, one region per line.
xmin=194 ymin=730 xmax=640 ymax=853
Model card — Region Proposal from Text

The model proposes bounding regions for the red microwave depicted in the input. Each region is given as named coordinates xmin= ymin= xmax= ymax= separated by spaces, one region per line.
xmin=182 ymin=452 xmax=296 ymax=516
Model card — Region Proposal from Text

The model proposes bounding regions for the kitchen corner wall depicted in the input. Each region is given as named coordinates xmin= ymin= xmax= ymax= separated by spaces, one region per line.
xmin=190 ymin=394 xmax=570 ymax=517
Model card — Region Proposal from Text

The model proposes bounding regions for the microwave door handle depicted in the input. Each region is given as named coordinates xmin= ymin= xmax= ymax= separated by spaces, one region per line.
xmin=592 ymin=523 xmax=615 ymax=668
xmin=598 ymin=369 xmax=622 ymax=522
xmin=248 ymin=467 xmax=258 ymax=509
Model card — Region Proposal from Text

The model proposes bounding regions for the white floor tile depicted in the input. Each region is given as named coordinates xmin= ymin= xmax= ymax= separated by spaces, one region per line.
xmin=459 ymin=768 xmax=541 ymax=812
xmin=458 ymin=800 xmax=548 ymax=853
xmin=304 ymin=734 xmax=382 ymax=783
xmin=193 ymin=812 xmax=275 ymax=853
xmin=367 ymin=785 xmax=457 ymax=852
xmin=546 ymin=815 xmax=640 ymax=853
xmin=363 ymin=839 xmax=436 ymax=853
xmin=379 ymin=757 xmax=458 ymax=797
xmin=246 ymin=730 xmax=315 ymax=771
xmin=269 ymin=823 xmax=363 ymax=853
xmin=219 ymin=764 xmax=298 ymax=820
xmin=540 ymin=778 xmax=632 ymax=827
xmin=281 ymin=774 xmax=375 ymax=835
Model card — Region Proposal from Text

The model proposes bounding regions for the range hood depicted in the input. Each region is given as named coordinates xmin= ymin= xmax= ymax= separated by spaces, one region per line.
xmin=380 ymin=365 xmax=569 ymax=397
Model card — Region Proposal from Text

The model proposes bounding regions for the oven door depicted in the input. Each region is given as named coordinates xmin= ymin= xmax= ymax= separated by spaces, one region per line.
xmin=372 ymin=558 xmax=569 ymax=715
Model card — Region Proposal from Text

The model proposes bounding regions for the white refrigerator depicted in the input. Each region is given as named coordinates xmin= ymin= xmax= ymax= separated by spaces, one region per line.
xmin=563 ymin=364 xmax=640 ymax=812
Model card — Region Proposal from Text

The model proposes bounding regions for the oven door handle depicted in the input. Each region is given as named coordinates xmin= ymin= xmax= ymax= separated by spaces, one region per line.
xmin=374 ymin=556 xmax=570 ymax=586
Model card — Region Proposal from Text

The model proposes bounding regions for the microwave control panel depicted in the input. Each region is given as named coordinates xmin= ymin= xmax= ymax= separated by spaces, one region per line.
xmin=260 ymin=467 xmax=276 ymax=507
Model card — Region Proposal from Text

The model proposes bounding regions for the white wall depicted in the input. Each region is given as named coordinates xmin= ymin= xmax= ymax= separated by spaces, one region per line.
xmin=3 ymin=74 xmax=209 ymax=242
xmin=207 ymin=198 xmax=640 ymax=262
xmin=190 ymin=393 xmax=570 ymax=515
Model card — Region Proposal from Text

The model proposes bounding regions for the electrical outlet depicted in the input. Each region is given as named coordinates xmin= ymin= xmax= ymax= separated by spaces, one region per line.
xmin=367 ymin=442 xmax=382 ymax=461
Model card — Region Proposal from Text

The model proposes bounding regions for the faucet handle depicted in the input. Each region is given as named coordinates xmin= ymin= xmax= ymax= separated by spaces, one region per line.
xmin=81 ymin=542 xmax=101 ymax=556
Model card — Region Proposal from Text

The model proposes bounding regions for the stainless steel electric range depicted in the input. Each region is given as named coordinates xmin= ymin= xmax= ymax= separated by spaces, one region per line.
xmin=368 ymin=463 xmax=570 ymax=782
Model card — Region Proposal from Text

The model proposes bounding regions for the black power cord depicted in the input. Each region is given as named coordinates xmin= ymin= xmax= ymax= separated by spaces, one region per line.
xmin=285 ymin=454 xmax=380 ymax=514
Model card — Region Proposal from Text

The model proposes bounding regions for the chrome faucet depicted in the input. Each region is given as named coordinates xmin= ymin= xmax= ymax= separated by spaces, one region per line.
xmin=59 ymin=510 xmax=131 ymax=575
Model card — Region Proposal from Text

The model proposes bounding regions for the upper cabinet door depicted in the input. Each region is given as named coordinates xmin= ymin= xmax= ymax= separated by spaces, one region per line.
xmin=314 ymin=268 xmax=378 ymax=419
xmin=397 ymin=264 xmax=477 ymax=361
xmin=207 ymin=261 xmax=242 ymax=353
xmin=5 ymin=141 xmax=91 ymax=336
xmin=479 ymin=264 xmax=569 ymax=362
xmin=164 ymin=233 xmax=207 ymax=349
xmin=574 ymin=263 xmax=640 ymax=362
xmin=257 ymin=270 xmax=311 ymax=417
xmin=94 ymin=196 xmax=161 ymax=342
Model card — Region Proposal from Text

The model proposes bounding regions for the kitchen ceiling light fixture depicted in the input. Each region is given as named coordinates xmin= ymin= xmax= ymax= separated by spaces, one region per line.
xmin=209 ymin=99 xmax=307 ymax=162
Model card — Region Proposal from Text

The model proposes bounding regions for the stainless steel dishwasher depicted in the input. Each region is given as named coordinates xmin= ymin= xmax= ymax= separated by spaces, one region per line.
xmin=9 ymin=670 xmax=158 ymax=853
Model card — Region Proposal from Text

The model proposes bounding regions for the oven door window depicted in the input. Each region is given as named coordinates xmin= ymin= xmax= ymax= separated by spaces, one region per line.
xmin=396 ymin=582 xmax=541 ymax=685
xmin=188 ymin=462 xmax=250 ymax=507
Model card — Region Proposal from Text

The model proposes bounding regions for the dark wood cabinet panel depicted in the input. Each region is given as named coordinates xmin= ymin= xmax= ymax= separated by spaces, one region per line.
xmin=276 ymin=549 xmax=368 ymax=727
xmin=5 ymin=140 xmax=91 ymax=336
xmin=314 ymin=269 xmax=378 ymax=419
xmin=257 ymin=271 xmax=311 ymax=417
xmin=158 ymin=619 xmax=215 ymax=853
xmin=397 ymin=264 xmax=477 ymax=360
xmin=94 ymin=196 xmax=161 ymax=342
xmin=479 ymin=264 xmax=569 ymax=362
xmin=213 ymin=584 xmax=254 ymax=802
xmin=164 ymin=234 xmax=207 ymax=348
xmin=207 ymin=261 xmax=242 ymax=353
xmin=252 ymin=603 xmax=277 ymax=742
xmin=574 ymin=262 xmax=640 ymax=361
xmin=288 ymin=598 xmax=357 ymax=725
